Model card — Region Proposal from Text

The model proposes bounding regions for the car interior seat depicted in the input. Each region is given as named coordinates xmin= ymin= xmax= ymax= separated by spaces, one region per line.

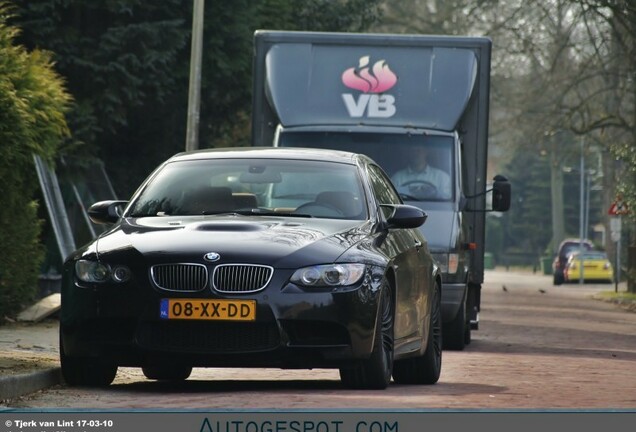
xmin=181 ymin=186 xmax=234 ymax=214
xmin=232 ymin=193 xmax=258 ymax=209
xmin=315 ymin=191 xmax=363 ymax=219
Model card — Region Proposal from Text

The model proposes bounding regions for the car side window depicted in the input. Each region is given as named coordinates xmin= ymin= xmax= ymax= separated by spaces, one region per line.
xmin=368 ymin=165 xmax=401 ymax=219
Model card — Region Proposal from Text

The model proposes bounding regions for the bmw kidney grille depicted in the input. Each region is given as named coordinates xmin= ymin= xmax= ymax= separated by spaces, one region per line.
xmin=212 ymin=264 xmax=273 ymax=293
xmin=151 ymin=263 xmax=208 ymax=292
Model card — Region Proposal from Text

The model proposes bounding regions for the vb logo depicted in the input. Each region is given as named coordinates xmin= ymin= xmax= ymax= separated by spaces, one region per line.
xmin=341 ymin=56 xmax=397 ymax=118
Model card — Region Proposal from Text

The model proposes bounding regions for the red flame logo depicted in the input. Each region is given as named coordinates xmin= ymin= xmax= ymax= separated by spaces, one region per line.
xmin=341 ymin=56 xmax=397 ymax=93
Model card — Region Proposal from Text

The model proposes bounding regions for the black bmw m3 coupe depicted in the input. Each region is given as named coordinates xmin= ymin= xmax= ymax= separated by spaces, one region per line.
xmin=60 ymin=147 xmax=442 ymax=389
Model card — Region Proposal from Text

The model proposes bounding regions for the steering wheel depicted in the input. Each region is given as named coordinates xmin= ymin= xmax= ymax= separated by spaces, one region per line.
xmin=401 ymin=180 xmax=438 ymax=196
xmin=294 ymin=202 xmax=344 ymax=218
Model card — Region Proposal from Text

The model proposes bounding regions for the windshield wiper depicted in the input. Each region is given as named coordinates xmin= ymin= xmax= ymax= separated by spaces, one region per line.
xmin=201 ymin=211 xmax=242 ymax=216
xmin=399 ymin=193 xmax=424 ymax=202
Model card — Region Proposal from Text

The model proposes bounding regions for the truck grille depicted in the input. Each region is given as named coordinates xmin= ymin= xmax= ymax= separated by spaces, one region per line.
xmin=212 ymin=264 xmax=273 ymax=293
xmin=151 ymin=264 xmax=208 ymax=292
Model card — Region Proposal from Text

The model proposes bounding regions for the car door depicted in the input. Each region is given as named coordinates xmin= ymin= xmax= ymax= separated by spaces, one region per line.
xmin=366 ymin=164 xmax=426 ymax=346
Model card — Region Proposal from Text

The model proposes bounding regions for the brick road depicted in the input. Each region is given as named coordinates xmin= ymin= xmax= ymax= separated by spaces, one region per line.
xmin=4 ymin=270 xmax=636 ymax=409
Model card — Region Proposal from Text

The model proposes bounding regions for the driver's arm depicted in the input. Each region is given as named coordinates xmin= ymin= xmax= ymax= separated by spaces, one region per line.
xmin=439 ymin=172 xmax=452 ymax=198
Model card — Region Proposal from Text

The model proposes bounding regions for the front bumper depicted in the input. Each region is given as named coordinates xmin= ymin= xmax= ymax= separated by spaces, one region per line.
xmin=60 ymin=264 xmax=385 ymax=369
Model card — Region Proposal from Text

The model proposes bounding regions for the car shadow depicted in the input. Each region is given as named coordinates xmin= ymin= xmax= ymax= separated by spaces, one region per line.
xmin=108 ymin=378 xmax=507 ymax=400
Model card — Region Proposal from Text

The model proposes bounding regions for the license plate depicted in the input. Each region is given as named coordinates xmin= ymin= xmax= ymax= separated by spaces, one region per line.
xmin=159 ymin=299 xmax=256 ymax=321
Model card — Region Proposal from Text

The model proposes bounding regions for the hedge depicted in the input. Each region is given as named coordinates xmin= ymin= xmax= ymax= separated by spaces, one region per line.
xmin=0 ymin=3 xmax=70 ymax=320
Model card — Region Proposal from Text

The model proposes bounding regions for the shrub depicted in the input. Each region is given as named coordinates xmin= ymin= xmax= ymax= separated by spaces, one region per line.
xmin=0 ymin=3 xmax=70 ymax=320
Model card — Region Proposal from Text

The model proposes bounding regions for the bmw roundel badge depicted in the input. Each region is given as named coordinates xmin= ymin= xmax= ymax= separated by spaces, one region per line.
xmin=204 ymin=252 xmax=221 ymax=262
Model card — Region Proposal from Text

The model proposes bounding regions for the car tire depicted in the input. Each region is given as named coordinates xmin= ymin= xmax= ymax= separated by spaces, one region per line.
xmin=392 ymin=281 xmax=442 ymax=385
xmin=442 ymin=299 xmax=467 ymax=351
xmin=553 ymin=271 xmax=564 ymax=285
xmin=142 ymin=365 xmax=192 ymax=381
xmin=339 ymin=281 xmax=394 ymax=390
xmin=59 ymin=332 xmax=117 ymax=387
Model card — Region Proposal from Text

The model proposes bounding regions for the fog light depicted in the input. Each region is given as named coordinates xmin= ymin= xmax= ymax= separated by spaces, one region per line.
xmin=112 ymin=266 xmax=131 ymax=283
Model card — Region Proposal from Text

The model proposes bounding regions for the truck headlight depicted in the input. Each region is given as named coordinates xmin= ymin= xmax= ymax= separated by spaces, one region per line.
xmin=291 ymin=264 xmax=365 ymax=287
xmin=432 ymin=253 xmax=459 ymax=274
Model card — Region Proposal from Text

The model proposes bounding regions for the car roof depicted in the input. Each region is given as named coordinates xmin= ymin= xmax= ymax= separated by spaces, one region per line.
xmin=168 ymin=147 xmax=370 ymax=165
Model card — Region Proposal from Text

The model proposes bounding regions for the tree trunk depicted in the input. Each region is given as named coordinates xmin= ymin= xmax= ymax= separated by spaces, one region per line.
xmin=629 ymin=10 xmax=636 ymax=294
xmin=628 ymin=245 xmax=636 ymax=293
xmin=602 ymin=150 xmax=616 ymax=262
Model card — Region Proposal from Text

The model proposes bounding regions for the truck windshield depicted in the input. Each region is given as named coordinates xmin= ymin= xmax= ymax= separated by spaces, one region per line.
xmin=279 ymin=132 xmax=454 ymax=202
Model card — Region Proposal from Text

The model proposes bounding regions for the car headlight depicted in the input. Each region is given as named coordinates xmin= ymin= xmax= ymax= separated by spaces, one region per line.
xmin=75 ymin=260 xmax=131 ymax=283
xmin=290 ymin=264 xmax=365 ymax=287
xmin=432 ymin=253 xmax=459 ymax=274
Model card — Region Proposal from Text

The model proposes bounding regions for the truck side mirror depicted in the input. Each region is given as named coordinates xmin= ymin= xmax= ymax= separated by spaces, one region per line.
xmin=491 ymin=175 xmax=511 ymax=212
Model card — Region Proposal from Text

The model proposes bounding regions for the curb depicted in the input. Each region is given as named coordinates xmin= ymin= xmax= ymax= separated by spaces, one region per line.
xmin=0 ymin=367 xmax=62 ymax=401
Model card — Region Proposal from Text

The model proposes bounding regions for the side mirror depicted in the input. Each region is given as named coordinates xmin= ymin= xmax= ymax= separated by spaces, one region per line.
xmin=384 ymin=204 xmax=427 ymax=229
xmin=492 ymin=175 xmax=511 ymax=212
xmin=87 ymin=200 xmax=128 ymax=224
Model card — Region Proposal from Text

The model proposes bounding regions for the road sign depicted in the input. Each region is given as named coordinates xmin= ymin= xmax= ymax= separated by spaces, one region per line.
xmin=608 ymin=200 xmax=629 ymax=216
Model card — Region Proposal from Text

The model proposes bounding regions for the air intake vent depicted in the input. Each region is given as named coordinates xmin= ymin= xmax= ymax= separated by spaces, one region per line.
xmin=213 ymin=264 xmax=273 ymax=293
xmin=151 ymin=264 xmax=208 ymax=292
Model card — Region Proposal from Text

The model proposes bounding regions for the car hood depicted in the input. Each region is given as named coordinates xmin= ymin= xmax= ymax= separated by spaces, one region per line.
xmin=94 ymin=215 xmax=372 ymax=268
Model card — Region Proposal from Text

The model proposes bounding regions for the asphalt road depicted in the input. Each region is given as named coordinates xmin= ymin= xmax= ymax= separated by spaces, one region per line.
xmin=6 ymin=269 xmax=636 ymax=409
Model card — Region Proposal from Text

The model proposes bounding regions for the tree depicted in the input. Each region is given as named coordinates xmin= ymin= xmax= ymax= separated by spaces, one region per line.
xmin=0 ymin=2 xmax=70 ymax=319
xmin=502 ymin=148 xmax=552 ymax=261
xmin=566 ymin=0 xmax=636 ymax=290
xmin=13 ymin=0 xmax=193 ymax=197
xmin=202 ymin=0 xmax=382 ymax=149
xmin=471 ymin=0 xmax=610 ymax=256
xmin=13 ymin=0 xmax=382 ymax=198
xmin=369 ymin=1 xmax=624 ymax=265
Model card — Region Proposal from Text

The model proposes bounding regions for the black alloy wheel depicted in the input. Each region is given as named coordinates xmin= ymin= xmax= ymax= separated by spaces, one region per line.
xmin=339 ymin=281 xmax=394 ymax=390
xmin=392 ymin=281 xmax=442 ymax=384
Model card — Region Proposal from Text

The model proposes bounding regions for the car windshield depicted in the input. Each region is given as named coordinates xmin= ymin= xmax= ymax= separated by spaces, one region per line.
xmin=280 ymin=131 xmax=454 ymax=202
xmin=561 ymin=242 xmax=593 ymax=258
xmin=127 ymin=158 xmax=367 ymax=220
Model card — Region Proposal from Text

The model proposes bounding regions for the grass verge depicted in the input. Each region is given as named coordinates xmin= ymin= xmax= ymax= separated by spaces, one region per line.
xmin=593 ymin=291 xmax=636 ymax=312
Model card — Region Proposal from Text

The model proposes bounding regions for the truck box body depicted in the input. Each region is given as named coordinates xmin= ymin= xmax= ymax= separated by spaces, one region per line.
xmin=252 ymin=30 xmax=501 ymax=350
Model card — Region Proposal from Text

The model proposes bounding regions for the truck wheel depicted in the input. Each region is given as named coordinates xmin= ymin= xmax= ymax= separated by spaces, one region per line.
xmin=443 ymin=300 xmax=467 ymax=351
xmin=392 ymin=281 xmax=442 ymax=385
xmin=340 ymin=281 xmax=394 ymax=390
xmin=60 ymin=332 xmax=117 ymax=387
xmin=142 ymin=365 xmax=192 ymax=381
xmin=467 ymin=283 xmax=480 ymax=330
